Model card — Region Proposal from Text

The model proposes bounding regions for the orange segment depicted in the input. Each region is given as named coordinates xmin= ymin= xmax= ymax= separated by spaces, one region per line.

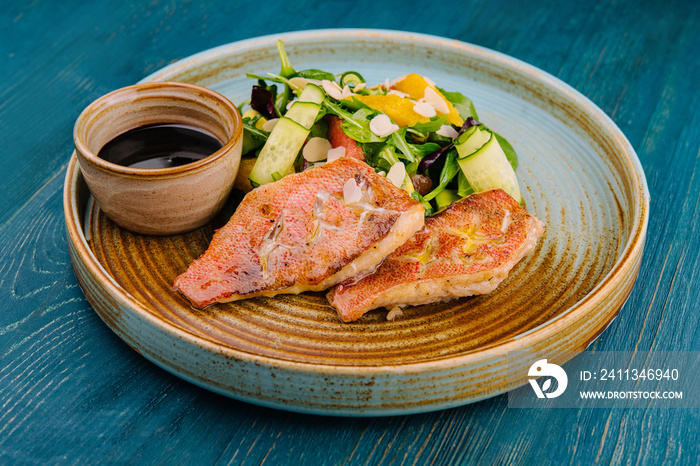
xmin=392 ymin=73 xmax=431 ymax=99
xmin=349 ymin=94 xmax=429 ymax=127
xmin=392 ymin=73 xmax=464 ymax=127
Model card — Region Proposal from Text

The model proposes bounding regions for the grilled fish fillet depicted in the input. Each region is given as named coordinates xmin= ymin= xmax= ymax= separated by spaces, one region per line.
xmin=327 ymin=189 xmax=544 ymax=322
xmin=174 ymin=157 xmax=425 ymax=307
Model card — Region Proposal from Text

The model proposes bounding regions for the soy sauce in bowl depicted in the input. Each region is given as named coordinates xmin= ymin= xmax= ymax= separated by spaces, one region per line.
xmin=97 ymin=123 xmax=223 ymax=169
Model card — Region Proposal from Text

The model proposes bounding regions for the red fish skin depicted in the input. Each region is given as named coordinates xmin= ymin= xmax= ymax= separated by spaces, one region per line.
xmin=173 ymin=157 xmax=424 ymax=308
xmin=327 ymin=189 xmax=545 ymax=322
xmin=326 ymin=115 xmax=365 ymax=161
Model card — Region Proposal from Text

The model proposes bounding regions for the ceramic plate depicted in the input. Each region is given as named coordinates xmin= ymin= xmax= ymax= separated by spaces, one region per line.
xmin=64 ymin=29 xmax=649 ymax=415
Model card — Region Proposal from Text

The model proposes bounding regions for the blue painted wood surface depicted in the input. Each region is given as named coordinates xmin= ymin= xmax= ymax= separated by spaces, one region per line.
xmin=1 ymin=0 xmax=699 ymax=463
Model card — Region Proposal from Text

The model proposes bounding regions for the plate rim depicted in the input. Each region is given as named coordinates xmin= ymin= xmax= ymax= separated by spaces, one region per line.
xmin=65 ymin=28 xmax=650 ymax=377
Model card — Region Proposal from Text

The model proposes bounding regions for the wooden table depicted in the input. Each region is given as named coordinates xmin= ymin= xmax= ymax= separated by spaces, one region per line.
xmin=2 ymin=0 xmax=698 ymax=463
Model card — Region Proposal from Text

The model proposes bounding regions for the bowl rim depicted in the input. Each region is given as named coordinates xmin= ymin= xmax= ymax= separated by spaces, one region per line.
xmin=72 ymin=81 xmax=243 ymax=179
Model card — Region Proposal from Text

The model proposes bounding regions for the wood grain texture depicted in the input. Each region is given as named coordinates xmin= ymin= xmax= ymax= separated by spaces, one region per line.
xmin=1 ymin=0 xmax=698 ymax=464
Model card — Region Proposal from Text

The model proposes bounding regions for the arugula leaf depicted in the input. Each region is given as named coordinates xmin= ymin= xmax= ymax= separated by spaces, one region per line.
xmin=368 ymin=144 xmax=434 ymax=215
xmin=241 ymin=117 xmax=269 ymax=156
xmin=323 ymin=100 xmax=385 ymax=143
xmin=389 ymin=128 xmax=440 ymax=163
xmin=410 ymin=114 xmax=448 ymax=136
xmin=275 ymin=41 xmax=335 ymax=116
xmin=276 ymin=40 xmax=296 ymax=78
xmin=322 ymin=99 xmax=360 ymax=126
xmin=405 ymin=160 xmax=420 ymax=174
xmin=342 ymin=114 xmax=386 ymax=143
xmin=410 ymin=190 xmax=434 ymax=217
xmin=275 ymin=41 xmax=336 ymax=82
xmin=242 ymin=118 xmax=269 ymax=140
xmin=246 ymin=73 xmax=278 ymax=82
xmin=370 ymin=144 xmax=400 ymax=173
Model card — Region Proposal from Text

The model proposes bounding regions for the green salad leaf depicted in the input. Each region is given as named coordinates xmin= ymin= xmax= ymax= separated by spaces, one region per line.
xmin=438 ymin=88 xmax=479 ymax=121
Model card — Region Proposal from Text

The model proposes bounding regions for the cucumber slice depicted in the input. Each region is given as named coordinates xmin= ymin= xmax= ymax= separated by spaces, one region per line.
xmin=248 ymin=84 xmax=325 ymax=186
xmin=284 ymin=101 xmax=321 ymax=129
xmin=248 ymin=118 xmax=312 ymax=186
xmin=456 ymin=124 xmax=478 ymax=143
xmin=455 ymin=125 xmax=490 ymax=157
xmin=456 ymin=132 xmax=522 ymax=203
xmin=339 ymin=71 xmax=365 ymax=87
xmin=297 ymin=83 xmax=324 ymax=104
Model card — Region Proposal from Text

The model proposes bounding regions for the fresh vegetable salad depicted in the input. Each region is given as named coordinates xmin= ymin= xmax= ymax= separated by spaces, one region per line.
xmin=239 ymin=41 xmax=521 ymax=215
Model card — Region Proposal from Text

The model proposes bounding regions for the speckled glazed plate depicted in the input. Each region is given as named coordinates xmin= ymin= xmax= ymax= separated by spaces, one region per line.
xmin=64 ymin=29 xmax=649 ymax=415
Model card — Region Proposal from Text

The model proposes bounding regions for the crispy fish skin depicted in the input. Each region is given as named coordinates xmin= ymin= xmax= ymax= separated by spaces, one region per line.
xmin=327 ymin=189 xmax=544 ymax=322
xmin=174 ymin=157 xmax=424 ymax=308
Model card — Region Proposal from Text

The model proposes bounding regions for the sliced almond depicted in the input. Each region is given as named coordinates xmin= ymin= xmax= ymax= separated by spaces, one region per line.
xmin=343 ymin=178 xmax=362 ymax=204
xmin=321 ymin=80 xmax=344 ymax=100
xmin=413 ymin=101 xmax=437 ymax=118
xmin=369 ymin=114 xmax=399 ymax=138
xmin=386 ymin=161 xmax=406 ymax=188
xmin=261 ymin=118 xmax=278 ymax=132
xmin=387 ymin=89 xmax=410 ymax=98
xmin=422 ymin=86 xmax=450 ymax=114
xmin=289 ymin=77 xmax=322 ymax=91
xmin=289 ymin=77 xmax=309 ymax=90
xmin=500 ymin=208 xmax=512 ymax=233
xmin=436 ymin=124 xmax=459 ymax=138
xmin=302 ymin=137 xmax=333 ymax=162
xmin=389 ymin=74 xmax=407 ymax=88
xmin=341 ymin=84 xmax=354 ymax=98
xmin=326 ymin=146 xmax=346 ymax=163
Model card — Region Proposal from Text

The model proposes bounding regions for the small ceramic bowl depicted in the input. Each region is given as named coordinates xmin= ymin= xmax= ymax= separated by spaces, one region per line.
xmin=73 ymin=81 xmax=242 ymax=235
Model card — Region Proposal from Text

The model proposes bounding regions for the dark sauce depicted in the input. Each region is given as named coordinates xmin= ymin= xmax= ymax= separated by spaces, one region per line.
xmin=97 ymin=123 xmax=223 ymax=169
